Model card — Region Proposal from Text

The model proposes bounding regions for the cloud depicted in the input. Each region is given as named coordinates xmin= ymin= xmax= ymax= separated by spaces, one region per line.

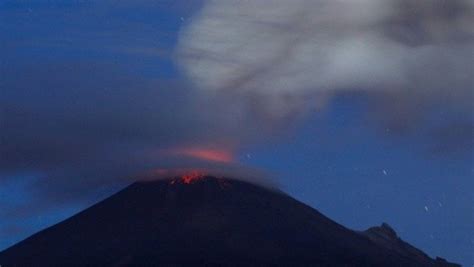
xmin=176 ymin=0 xmax=473 ymax=138
xmin=0 ymin=57 xmax=264 ymax=247
xmin=0 ymin=1 xmax=271 ymax=218
xmin=1 ymin=63 xmax=190 ymax=170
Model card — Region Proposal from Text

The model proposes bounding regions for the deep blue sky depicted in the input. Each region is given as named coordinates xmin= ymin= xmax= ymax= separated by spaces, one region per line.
xmin=1 ymin=1 xmax=472 ymax=266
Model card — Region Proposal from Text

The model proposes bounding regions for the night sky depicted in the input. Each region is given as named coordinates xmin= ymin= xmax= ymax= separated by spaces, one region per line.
xmin=1 ymin=1 xmax=473 ymax=266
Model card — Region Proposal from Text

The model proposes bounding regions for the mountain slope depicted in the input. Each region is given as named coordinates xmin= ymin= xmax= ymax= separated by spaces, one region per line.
xmin=0 ymin=175 xmax=459 ymax=266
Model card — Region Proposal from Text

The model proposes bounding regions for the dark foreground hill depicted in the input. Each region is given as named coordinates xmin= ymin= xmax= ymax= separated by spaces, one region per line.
xmin=0 ymin=175 xmax=459 ymax=266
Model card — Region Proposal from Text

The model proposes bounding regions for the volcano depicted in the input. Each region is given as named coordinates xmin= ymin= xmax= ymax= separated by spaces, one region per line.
xmin=0 ymin=175 xmax=459 ymax=266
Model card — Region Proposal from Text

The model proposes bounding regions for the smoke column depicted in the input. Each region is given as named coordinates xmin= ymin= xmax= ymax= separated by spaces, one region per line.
xmin=177 ymin=0 xmax=473 ymax=123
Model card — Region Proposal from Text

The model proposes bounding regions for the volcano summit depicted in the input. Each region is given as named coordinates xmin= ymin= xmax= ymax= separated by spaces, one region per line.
xmin=0 ymin=175 xmax=459 ymax=266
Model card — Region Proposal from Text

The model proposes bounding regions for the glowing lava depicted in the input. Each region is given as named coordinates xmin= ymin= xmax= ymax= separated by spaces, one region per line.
xmin=145 ymin=166 xmax=234 ymax=188
xmin=181 ymin=171 xmax=205 ymax=184
xmin=163 ymin=170 xmax=231 ymax=189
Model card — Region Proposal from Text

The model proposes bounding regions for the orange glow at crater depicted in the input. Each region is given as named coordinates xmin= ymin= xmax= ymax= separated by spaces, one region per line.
xmin=181 ymin=170 xmax=205 ymax=184
xmin=147 ymin=168 xmax=232 ymax=188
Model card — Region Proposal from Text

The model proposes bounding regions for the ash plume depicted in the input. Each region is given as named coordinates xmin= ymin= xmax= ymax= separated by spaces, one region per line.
xmin=177 ymin=0 xmax=473 ymax=137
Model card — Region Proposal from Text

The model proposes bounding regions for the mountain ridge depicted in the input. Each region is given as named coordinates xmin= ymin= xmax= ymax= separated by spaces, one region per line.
xmin=0 ymin=175 xmax=460 ymax=266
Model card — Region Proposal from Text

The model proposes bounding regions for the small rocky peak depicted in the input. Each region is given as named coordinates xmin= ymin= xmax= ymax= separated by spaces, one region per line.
xmin=379 ymin=222 xmax=398 ymax=239
xmin=365 ymin=222 xmax=398 ymax=241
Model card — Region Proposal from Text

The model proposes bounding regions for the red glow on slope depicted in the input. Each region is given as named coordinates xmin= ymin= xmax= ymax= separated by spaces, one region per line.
xmin=181 ymin=171 xmax=205 ymax=184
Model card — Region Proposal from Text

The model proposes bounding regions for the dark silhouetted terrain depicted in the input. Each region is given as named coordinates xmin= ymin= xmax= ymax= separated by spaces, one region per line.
xmin=0 ymin=176 xmax=460 ymax=266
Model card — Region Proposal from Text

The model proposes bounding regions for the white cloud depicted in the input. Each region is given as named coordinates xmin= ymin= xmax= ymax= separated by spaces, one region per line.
xmin=177 ymin=0 xmax=474 ymax=120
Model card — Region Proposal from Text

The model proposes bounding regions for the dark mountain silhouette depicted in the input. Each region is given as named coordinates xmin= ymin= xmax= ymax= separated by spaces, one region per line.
xmin=0 ymin=175 xmax=460 ymax=266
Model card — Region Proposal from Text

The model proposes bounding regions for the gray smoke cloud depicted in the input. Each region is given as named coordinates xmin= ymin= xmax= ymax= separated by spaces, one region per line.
xmin=177 ymin=0 xmax=474 ymax=125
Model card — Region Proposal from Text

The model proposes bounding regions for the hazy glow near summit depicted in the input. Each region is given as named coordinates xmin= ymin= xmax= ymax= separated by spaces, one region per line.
xmin=168 ymin=147 xmax=234 ymax=163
